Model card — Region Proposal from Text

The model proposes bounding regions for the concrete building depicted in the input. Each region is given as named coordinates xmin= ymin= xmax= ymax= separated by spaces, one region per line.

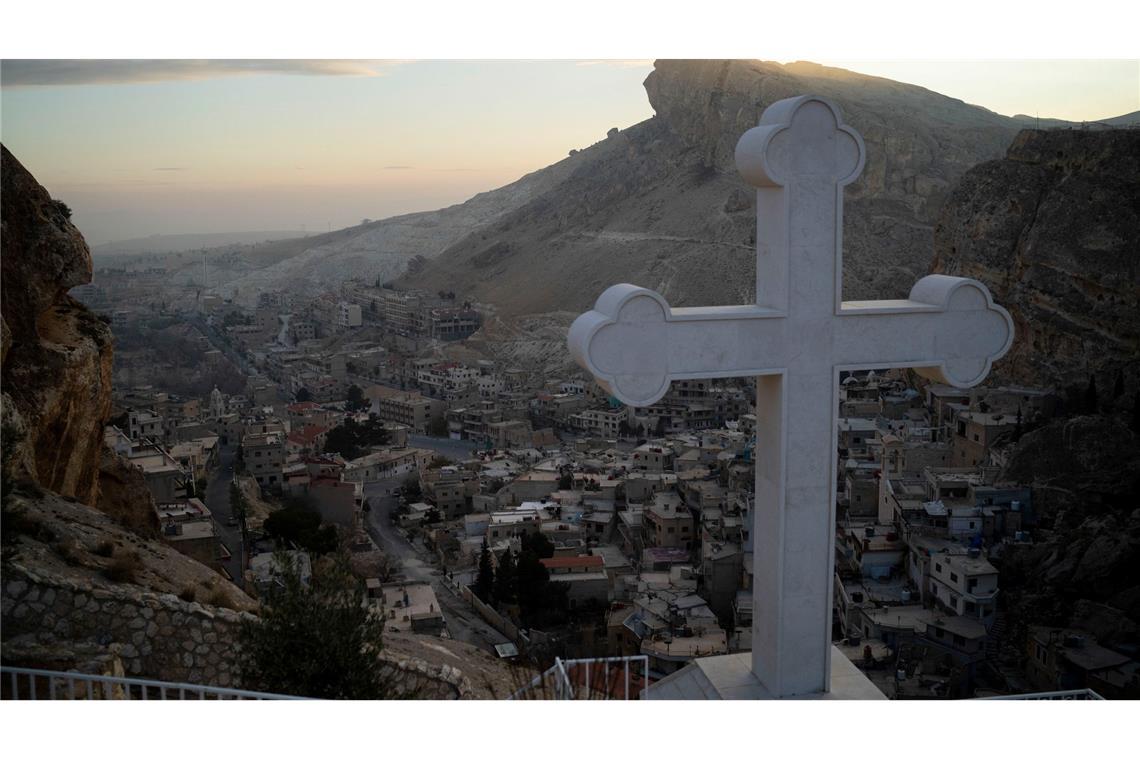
xmin=541 ymin=555 xmax=610 ymax=607
xmin=644 ymin=493 xmax=695 ymax=550
xmin=338 ymin=301 xmax=363 ymax=329
xmin=243 ymin=431 xmax=286 ymax=490
xmin=928 ymin=552 xmax=999 ymax=623
xmin=376 ymin=582 xmax=445 ymax=635
xmin=155 ymin=498 xmax=227 ymax=574
xmin=952 ymin=410 xmax=1017 ymax=467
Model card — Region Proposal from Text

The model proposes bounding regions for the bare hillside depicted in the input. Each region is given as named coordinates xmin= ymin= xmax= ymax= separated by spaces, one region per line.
xmin=398 ymin=59 xmax=1057 ymax=315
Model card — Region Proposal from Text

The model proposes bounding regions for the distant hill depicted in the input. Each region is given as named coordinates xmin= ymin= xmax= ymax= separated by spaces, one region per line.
xmin=398 ymin=59 xmax=1117 ymax=318
xmin=156 ymin=60 xmax=1135 ymax=318
xmin=92 ymin=231 xmax=298 ymax=256
xmin=211 ymin=160 xmax=580 ymax=306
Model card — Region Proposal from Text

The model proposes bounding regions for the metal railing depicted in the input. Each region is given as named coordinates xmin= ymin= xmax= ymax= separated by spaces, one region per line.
xmin=1 ymin=667 xmax=306 ymax=700
xmin=978 ymin=689 xmax=1104 ymax=700
xmin=508 ymin=655 xmax=650 ymax=700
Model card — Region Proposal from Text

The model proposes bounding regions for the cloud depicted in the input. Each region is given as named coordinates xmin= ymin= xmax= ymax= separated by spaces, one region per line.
xmin=382 ymin=165 xmax=413 ymax=170
xmin=0 ymin=60 xmax=405 ymax=88
xmin=153 ymin=166 xmax=186 ymax=171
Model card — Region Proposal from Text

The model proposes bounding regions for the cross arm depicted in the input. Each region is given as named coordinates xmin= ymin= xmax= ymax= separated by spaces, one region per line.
xmin=834 ymin=274 xmax=1014 ymax=387
xmin=568 ymin=284 xmax=786 ymax=407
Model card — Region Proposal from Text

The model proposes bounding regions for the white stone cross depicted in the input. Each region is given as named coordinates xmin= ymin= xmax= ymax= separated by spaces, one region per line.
xmin=567 ymin=95 xmax=1013 ymax=698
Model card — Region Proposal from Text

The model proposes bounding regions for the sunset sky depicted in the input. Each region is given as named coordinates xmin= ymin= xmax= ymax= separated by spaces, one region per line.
xmin=1 ymin=59 xmax=1137 ymax=245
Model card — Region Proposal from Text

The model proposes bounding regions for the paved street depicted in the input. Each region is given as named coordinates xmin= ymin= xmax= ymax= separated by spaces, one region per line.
xmin=362 ymin=477 xmax=509 ymax=654
xmin=202 ymin=445 xmax=244 ymax=584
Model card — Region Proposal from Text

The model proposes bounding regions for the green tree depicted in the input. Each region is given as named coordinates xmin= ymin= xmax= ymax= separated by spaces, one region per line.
xmin=515 ymin=550 xmax=549 ymax=625
xmin=493 ymin=548 xmax=517 ymax=607
xmin=521 ymin=532 xmax=555 ymax=559
xmin=515 ymin=534 xmax=565 ymax=628
xmin=264 ymin=501 xmax=339 ymax=555
xmin=428 ymin=415 xmax=448 ymax=437
xmin=401 ymin=473 xmax=422 ymax=502
xmin=474 ymin=539 xmax=495 ymax=602
xmin=324 ymin=416 xmax=391 ymax=460
xmin=345 ymin=384 xmax=368 ymax=412
xmin=238 ymin=552 xmax=391 ymax=699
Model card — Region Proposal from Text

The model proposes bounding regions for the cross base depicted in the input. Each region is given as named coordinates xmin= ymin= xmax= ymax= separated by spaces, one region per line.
xmin=648 ymin=647 xmax=887 ymax=700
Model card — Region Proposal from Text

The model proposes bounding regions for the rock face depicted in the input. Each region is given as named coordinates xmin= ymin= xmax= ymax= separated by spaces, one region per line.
xmin=1 ymin=144 xmax=157 ymax=534
xmin=2 ymin=145 xmax=113 ymax=506
xmin=932 ymin=128 xmax=1140 ymax=391
xmin=996 ymin=415 xmax=1140 ymax=640
xmin=399 ymin=59 xmax=1039 ymax=317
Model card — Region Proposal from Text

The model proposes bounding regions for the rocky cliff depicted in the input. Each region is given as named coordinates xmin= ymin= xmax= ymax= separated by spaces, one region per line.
xmin=932 ymin=128 xmax=1140 ymax=391
xmin=2 ymin=145 xmax=114 ymax=505
xmin=995 ymin=415 xmax=1140 ymax=642
xmin=1 ymin=145 xmax=260 ymax=681
xmin=398 ymin=59 xmax=1043 ymax=318
xmin=2 ymin=145 xmax=156 ymax=535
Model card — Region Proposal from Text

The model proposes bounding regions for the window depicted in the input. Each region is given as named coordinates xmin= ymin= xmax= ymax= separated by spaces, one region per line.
xmin=935 ymin=628 xmax=945 ymax=639
xmin=667 ymin=527 xmax=675 ymax=534
xmin=953 ymin=635 xmax=966 ymax=646
xmin=950 ymin=573 xmax=959 ymax=583
xmin=968 ymin=578 xmax=978 ymax=591
xmin=935 ymin=563 xmax=942 ymax=573
xmin=973 ymin=433 xmax=980 ymax=442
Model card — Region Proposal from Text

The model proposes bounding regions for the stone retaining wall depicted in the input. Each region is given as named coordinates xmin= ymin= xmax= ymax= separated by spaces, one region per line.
xmin=3 ymin=564 xmax=492 ymax=698
xmin=1 ymin=565 xmax=252 ymax=688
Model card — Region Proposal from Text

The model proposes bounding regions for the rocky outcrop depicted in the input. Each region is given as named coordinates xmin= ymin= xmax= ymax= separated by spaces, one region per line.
xmin=2 ymin=489 xmax=255 ymax=612
xmin=1000 ymin=415 xmax=1140 ymax=514
xmin=995 ymin=415 xmax=1140 ymax=644
xmin=96 ymin=446 xmax=159 ymax=538
xmin=932 ymin=129 xmax=1140 ymax=391
xmin=400 ymin=59 xmax=1046 ymax=318
xmin=2 ymin=144 xmax=157 ymax=534
xmin=2 ymin=145 xmax=113 ymax=505
xmin=1 ymin=487 xmax=258 ymax=686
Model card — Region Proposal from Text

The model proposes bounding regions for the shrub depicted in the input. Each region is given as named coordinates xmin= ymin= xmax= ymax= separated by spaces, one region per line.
xmin=104 ymin=551 xmax=141 ymax=583
xmin=205 ymin=587 xmax=231 ymax=608
xmin=238 ymin=552 xmax=390 ymax=699
xmin=55 ymin=539 xmax=83 ymax=566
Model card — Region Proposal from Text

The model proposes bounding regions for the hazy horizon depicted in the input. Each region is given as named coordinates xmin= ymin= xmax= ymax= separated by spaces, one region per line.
xmin=2 ymin=58 xmax=1137 ymax=246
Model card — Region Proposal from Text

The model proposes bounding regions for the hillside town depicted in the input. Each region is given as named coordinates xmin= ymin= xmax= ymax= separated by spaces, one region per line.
xmin=66 ymin=261 xmax=1140 ymax=700
xmin=4 ymin=47 xmax=1139 ymax=721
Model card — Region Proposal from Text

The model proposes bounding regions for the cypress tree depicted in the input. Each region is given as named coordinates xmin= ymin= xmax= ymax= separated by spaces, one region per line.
xmin=493 ymin=548 xmax=516 ymax=606
xmin=474 ymin=539 xmax=494 ymax=602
